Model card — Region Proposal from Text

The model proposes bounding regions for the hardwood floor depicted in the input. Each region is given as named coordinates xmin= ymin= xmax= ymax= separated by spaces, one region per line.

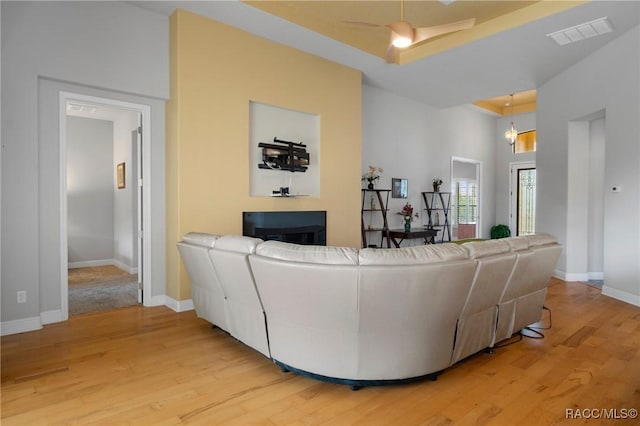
xmin=2 ymin=278 xmax=639 ymax=425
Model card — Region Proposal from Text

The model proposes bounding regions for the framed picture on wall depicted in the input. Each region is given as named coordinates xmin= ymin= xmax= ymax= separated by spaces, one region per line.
xmin=117 ymin=162 xmax=126 ymax=189
xmin=392 ymin=178 xmax=408 ymax=198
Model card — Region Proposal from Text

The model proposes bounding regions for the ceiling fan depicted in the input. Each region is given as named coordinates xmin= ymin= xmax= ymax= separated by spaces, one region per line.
xmin=346 ymin=0 xmax=476 ymax=63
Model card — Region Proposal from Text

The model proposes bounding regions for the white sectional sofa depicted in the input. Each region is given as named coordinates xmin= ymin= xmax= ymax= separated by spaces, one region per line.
xmin=177 ymin=233 xmax=561 ymax=388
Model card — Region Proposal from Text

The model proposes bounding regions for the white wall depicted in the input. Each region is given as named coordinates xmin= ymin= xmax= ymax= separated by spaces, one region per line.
xmin=362 ymin=85 xmax=496 ymax=240
xmin=67 ymin=117 xmax=115 ymax=264
xmin=1 ymin=1 xmax=168 ymax=331
xmin=537 ymin=25 xmax=640 ymax=306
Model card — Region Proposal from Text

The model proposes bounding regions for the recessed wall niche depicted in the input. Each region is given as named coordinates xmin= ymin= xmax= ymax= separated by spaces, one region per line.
xmin=249 ymin=101 xmax=320 ymax=197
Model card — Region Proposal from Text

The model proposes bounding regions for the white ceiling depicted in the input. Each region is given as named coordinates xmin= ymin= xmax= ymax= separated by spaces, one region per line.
xmin=130 ymin=0 xmax=640 ymax=108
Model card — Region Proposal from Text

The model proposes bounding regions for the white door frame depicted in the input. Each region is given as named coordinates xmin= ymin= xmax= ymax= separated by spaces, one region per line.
xmin=59 ymin=91 xmax=152 ymax=318
xmin=450 ymin=156 xmax=482 ymax=239
xmin=509 ymin=161 xmax=536 ymax=235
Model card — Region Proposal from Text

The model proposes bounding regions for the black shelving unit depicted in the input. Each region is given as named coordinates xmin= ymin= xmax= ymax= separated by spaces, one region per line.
xmin=421 ymin=191 xmax=452 ymax=243
xmin=361 ymin=189 xmax=391 ymax=248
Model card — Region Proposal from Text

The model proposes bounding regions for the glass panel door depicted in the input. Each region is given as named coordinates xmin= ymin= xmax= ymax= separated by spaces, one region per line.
xmin=517 ymin=168 xmax=536 ymax=235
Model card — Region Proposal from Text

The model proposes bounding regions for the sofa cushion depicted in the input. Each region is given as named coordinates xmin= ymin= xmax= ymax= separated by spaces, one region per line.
xmin=358 ymin=243 xmax=467 ymax=265
xmin=523 ymin=233 xmax=558 ymax=247
xmin=462 ymin=239 xmax=511 ymax=259
xmin=255 ymin=241 xmax=358 ymax=265
xmin=214 ymin=235 xmax=263 ymax=254
xmin=503 ymin=236 xmax=529 ymax=252
xmin=182 ymin=232 xmax=219 ymax=248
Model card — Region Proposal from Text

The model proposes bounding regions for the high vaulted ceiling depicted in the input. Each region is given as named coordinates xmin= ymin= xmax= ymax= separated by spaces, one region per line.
xmin=131 ymin=0 xmax=640 ymax=109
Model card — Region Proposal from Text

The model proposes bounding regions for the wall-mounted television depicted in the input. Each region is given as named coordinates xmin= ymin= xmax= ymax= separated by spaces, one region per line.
xmin=243 ymin=211 xmax=326 ymax=246
xmin=257 ymin=137 xmax=309 ymax=173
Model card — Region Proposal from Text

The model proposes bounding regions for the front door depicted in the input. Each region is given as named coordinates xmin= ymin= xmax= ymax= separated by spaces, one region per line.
xmin=510 ymin=162 xmax=536 ymax=236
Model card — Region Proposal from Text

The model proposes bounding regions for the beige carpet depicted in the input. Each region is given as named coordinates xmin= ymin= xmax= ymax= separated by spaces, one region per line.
xmin=68 ymin=265 xmax=138 ymax=316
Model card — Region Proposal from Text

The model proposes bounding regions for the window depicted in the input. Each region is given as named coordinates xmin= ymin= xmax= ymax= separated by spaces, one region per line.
xmin=454 ymin=180 xmax=478 ymax=225
xmin=514 ymin=130 xmax=536 ymax=154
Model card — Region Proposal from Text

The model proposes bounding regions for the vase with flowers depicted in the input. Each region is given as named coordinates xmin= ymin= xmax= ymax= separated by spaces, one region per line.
xmin=398 ymin=202 xmax=418 ymax=232
xmin=362 ymin=165 xmax=383 ymax=189
xmin=432 ymin=177 xmax=443 ymax=192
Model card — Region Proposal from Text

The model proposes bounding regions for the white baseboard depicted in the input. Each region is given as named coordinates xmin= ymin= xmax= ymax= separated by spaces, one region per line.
xmin=113 ymin=259 xmax=138 ymax=275
xmin=68 ymin=259 xmax=115 ymax=269
xmin=69 ymin=258 xmax=137 ymax=274
xmin=164 ymin=296 xmax=194 ymax=313
xmin=147 ymin=294 xmax=167 ymax=307
xmin=1 ymin=316 xmax=42 ymax=336
xmin=588 ymin=272 xmax=604 ymax=280
xmin=554 ymin=269 xmax=589 ymax=282
xmin=41 ymin=309 xmax=66 ymax=324
xmin=602 ymin=285 xmax=640 ymax=307
xmin=555 ymin=271 xmax=603 ymax=282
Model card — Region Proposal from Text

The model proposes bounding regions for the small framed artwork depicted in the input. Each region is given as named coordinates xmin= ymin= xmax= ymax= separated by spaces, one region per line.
xmin=392 ymin=178 xmax=408 ymax=198
xmin=117 ymin=162 xmax=126 ymax=189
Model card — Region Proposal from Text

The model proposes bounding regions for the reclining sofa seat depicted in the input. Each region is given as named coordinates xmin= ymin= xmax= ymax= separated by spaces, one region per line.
xmin=248 ymin=241 xmax=360 ymax=381
xmin=450 ymin=239 xmax=517 ymax=365
xmin=492 ymin=233 xmax=561 ymax=345
xmin=249 ymin=241 xmax=477 ymax=386
xmin=208 ymin=235 xmax=269 ymax=357
xmin=177 ymin=233 xmax=269 ymax=357
xmin=176 ymin=233 xmax=229 ymax=331
xmin=357 ymin=244 xmax=477 ymax=381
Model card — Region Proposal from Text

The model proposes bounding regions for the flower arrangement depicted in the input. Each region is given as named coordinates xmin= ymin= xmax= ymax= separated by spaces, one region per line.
xmin=362 ymin=165 xmax=383 ymax=189
xmin=432 ymin=177 xmax=443 ymax=192
xmin=398 ymin=202 xmax=419 ymax=221
xmin=398 ymin=202 xmax=418 ymax=231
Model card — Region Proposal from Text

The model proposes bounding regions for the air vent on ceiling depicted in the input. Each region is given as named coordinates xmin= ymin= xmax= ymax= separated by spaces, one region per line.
xmin=547 ymin=16 xmax=613 ymax=46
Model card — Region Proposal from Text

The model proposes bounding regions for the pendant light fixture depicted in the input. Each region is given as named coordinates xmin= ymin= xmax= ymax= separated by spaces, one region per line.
xmin=504 ymin=93 xmax=518 ymax=146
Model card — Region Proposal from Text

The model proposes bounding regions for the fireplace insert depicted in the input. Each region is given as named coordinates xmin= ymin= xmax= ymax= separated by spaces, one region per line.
xmin=243 ymin=211 xmax=326 ymax=245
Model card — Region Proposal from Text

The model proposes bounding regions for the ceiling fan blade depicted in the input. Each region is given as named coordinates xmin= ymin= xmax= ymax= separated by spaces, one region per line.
xmin=385 ymin=43 xmax=399 ymax=64
xmin=343 ymin=20 xmax=385 ymax=28
xmin=413 ymin=18 xmax=475 ymax=43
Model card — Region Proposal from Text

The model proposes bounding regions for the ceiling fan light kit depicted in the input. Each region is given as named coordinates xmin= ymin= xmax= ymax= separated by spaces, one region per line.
xmin=390 ymin=21 xmax=413 ymax=48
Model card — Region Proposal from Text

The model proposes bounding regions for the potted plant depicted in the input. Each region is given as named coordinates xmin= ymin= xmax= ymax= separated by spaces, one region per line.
xmin=490 ymin=224 xmax=511 ymax=239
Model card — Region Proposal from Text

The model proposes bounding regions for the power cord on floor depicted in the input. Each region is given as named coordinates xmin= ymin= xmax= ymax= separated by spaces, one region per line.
xmin=491 ymin=305 xmax=553 ymax=348
xmin=491 ymin=333 xmax=523 ymax=349
xmin=520 ymin=305 xmax=552 ymax=339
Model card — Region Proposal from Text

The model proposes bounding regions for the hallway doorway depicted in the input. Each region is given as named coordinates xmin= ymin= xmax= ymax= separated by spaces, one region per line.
xmin=60 ymin=91 xmax=151 ymax=317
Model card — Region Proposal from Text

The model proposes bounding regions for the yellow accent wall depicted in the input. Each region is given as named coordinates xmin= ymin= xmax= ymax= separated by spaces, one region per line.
xmin=167 ymin=9 xmax=362 ymax=300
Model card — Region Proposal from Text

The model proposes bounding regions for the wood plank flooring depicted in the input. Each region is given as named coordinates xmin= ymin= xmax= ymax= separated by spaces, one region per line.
xmin=2 ymin=278 xmax=639 ymax=425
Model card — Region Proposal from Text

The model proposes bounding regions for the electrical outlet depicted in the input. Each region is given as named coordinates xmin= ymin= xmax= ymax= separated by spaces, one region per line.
xmin=17 ymin=291 xmax=26 ymax=304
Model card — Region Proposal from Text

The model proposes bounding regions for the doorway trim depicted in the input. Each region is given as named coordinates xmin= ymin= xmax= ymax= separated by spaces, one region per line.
xmin=450 ymin=156 xmax=482 ymax=239
xmin=59 ymin=91 xmax=152 ymax=318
